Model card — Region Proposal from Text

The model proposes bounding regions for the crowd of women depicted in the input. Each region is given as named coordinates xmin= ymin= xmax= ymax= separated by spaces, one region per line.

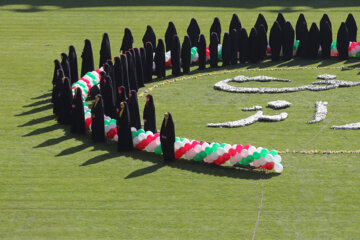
xmin=51 ymin=12 xmax=358 ymax=163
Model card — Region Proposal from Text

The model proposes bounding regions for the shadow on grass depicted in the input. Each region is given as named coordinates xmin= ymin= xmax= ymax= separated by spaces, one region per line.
xmin=15 ymin=104 xmax=52 ymax=116
xmin=18 ymin=115 xmax=55 ymax=127
xmin=23 ymin=98 xmax=50 ymax=108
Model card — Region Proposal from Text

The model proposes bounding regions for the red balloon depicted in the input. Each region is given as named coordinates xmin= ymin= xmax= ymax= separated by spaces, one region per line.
xmin=244 ymin=144 xmax=250 ymax=150
xmin=236 ymin=144 xmax=243 ymax=153
xmin=154 ymin=133 xmax=160 ymax=138
xmin=146 ymin=135 xmax=153 ymax=142
xmin=184 ymin=143 xmax=191 ymax=151
xmin=228 ymin=148 xmax=236 ymax=156
xmin=179 ymin=147 xmax=186 ymax=155
xmin=85 ymin=118 xmax=92 ymax=129
xmin=223 ymin=153 xmax=230 ymax=161
xmin=113 ymin=128 xmax=117 ymax=134
xmin=192 ymin=141 xmax=199 ymax=146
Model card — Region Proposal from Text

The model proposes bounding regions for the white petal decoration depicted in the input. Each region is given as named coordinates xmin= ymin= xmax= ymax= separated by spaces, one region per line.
xmin=267 ymin=100 xmax=291 ymax=109
xmin=331 ymin=122 xmax=360 ymax=130
xmin=317 ymin=74 xmax=336 ymax=80
xmin=308 ymin=101 xmax=328 ymax=124
xmin=242 ymin=106 xmax=263 ymax=111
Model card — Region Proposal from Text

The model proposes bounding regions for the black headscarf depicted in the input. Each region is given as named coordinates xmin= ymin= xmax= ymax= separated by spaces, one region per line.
xmin=165 ymin=21 xmax=178 ymax=52
xmin=114 ymin=56 xmax=124 ymax=88
xmin=249 ymin=27 xmax=259 ymax=63
xmin=154 ymin=39 xmax=166 ymax=79
xmin=142 ymin=25 xmax=156 ymax=49
xmin=296 ymin=13 xmax=307 ymax=40
xmin=181 ymin=35 xmax=192 ymax=73
xmin=61 ymin=53 xmax=71 ymax=83
xmin=139 ymin=47 xmax=147 ymax=82
xmin=320 ymin=20 xmax=332 ymax=59
xmin=116 ymin=86 xmax=127 ymax=111
xmin=52 ymin=68 xmax=64 ymax=114
xmin=117 ymin=101 xmax=133 ymax=151
xmin=210 ymin=17 xmax=221 ymax=43
xmin=100 ymin=74 xmax=116 ymax=119
xmin=257 ymin=24 xmax=268 ymax=60
xmin=320 ymin=14 xmax=332 ymax=30
xmin=282 ymin=21 xmax=294 ymax=61
xmin=91 ymin=94 xmax=105 ymax=142
xmin=337 ymin=22 xmax=349 ymax=60
xmin=143 ymin=94 xmax=157 ymax=133
xmin=171 ymin=35 xmax=182 ymax=76
xmin=99 ymin=33 xmax=111 ymax=68
xmin=187 ymin=18 xmax=201 ymax=48
xmin=52 ymin=59 xmax=62 ymax=104
xmin=144 ymin=42 xmax=154 ymax=82
xmin=345 ymin=13 xmax=357 ymax=42
xmin=57 ymin=77 xmax=72 ymax=124
xmin=81 ymin=39 xmax=94 ymax=76
xmin=269 ymin=21 xmax=282 ymax=61
xmin=308 ymin=23 xmax=320 ymax=59
xmin=134 ymin=48 xmax=145 ymax=88
xmin=296 ymin=21 xmax=309 ymax=58
xmin=209 ymin=32 xmax=219 ymax=68
xmin=120 ymin=28 xmax=133 ymax=53
xmin=126 ymin=50 xmax=139 ymax=92
xmin=120 ymin=54 xmax=131 ymax=95
xmin=229 ymin=13 xmax=241 ymax=32
xmin=70 ymin=87 xmax=85 ymax=134
xmin=229 ymin=28 xmax=238 ymax=64
xmin=198 ymin=34 xmax=207 ymax=70
xmin=222 ymin=32 xmax=230 ymax=66
xmin=160 ymin=112 xmax=175 ymax=163
xmin=238 ymin=28 xmax=249 ymax=63
xmin=127 ymin=90 xmax=141 ymax=130
xmin=276 ymin=13 xmax=286 ymax=30
xmin=255 ymin=13 xmax=268 ymax=33
xmin=68 ymin=45 xmax=78 ymax=84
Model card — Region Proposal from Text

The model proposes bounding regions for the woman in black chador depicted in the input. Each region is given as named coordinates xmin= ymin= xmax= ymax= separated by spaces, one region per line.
xmin=114 ymin=56 xmax=124 ymax=88
xmin=257 ymin=25 xmax=267 ymax=60
xmin=143 ymin=94 xmax=157 ymax=133
xmin=91 ymin=94 xmax=105 ymax=142
xmin=320 ymin=20 xmax=332 ymax=59
xmin=255 ymin=13 xmax=268 ymax=33
xmin=57 ymin=77 xmax=72 ymax=124
xmin=187 ymin=18 xmax=201 ymax=48
xmin=142 ymin=25 xmax=156 ymax=49
xmin=61 ymin=53 xmax=71 ymax=83
xmin=296 ymin=13 xmax=307 ymax=41
xmin=99 ymin=33 xmax=111 ymax=68
xmin=154 ymin=39 xmax=166 ymax=79
xmin=81 ymin=39 xmax=94 ymax=77
xmin=70 ymin=87 xmax=85 ymax=134
xmin=171 ymin=35 xmax=182 ymax=76
xmin=100 ymin=75 xmax=116 ymax=119
xmin=117 ymin=102 xmax=133 ymax=152
xmin=308 ymin=23 xmax=320 ymax=59
xmin=127 ymin=90 xmax=141 ymax=130
xmin=120 ymin=28 xmax=133 ymax=53
xmin=140 ymin=47 xmax=147 ymax=82
xmin=222 ymin=32 xmax=230 ymax=66
xmin=126 ymin=51 xmax=139 ymax=92
xmin=120 ymin=54 xmax=131 ymax=95
xmin=229 ymin=13 xmax=241 ymax=32
xmin=198 ymin=34 xmax=206 ymax=70
xmin=210 ymin=17 xmax=221 ymax=43
xmin=144 ymin=42 xmax=154 ymax=82
xmin=229 ymin=29 xmax=238 ymax=65
xmin=165 ymin=21 xmax=177 ymax=52
xmin=248 ymin=27 xmax=259 ymax=63
xmin=337 ymin=22 xmax=350 ymax=60
xmin=320 ymin=14 xmax=332 ymax=30
xmin=116 ymin=86 xmax=127 ymax=113
xmin=160 ymin=112 xmax=175 ymax=163
xmin=134 ymin=48 xmax=145 ymax=88
xmin=181 ymin=35 xmax=191 ymax=73
xmin=53 ymin=68 xmax=64 ymax=115
xmin=68 ymin=45 xmax=78 ymax=84
xmin=296 ymin=21 xmax=309 ymax=58
xmin=345 ymin=13 xmax=357 ymax=42
xmin=238 ymin=28 xmax=249 ymax=63
xmin=276 ymin=13 xmax=286 ymax=30
xmin=209 ymin=32 xmax=219 ymax=68
xmin=282 ymin=21 xmax=294 ymax=61
xmin=269 ymin=21 xmax=282 ymax=61
xmin=52 ymin=59 xmax=62 ymax=104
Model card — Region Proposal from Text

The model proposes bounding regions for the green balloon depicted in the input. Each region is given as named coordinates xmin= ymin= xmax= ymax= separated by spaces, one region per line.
xmin=199 ymin=151 xmax=207 ymax=159
xmin=269 ymin=150 xmax=278 ymax=156
xmin=138 ymin=129 xmax=145 ymax=134
xmin=154 ymin=145 xmax=162 ymax=154
xmin=220 ymin=143 xmax=226 ymax=148
xmin=261 ymin=149 xmax=269 ymax=157
xmin=253 ymin=151 xmax=261 ymax=159
xmin=246 ymin=155 xmax=254 ymax=164
xmin=131 ymin=131 xmax=137 ymax=138
xmin=205 ymin=147 xmax=212 ymax=155
xmin=110 ymin=119 xmax=116 ymax=124
xmin=175 ymin=137 xmax=180 ymax=142
xmin=104 ymin=120 xmax=110 ymax=125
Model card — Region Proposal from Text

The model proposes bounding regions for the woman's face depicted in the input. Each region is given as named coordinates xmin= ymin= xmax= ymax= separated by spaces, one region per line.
xmin=120 ymin=102 xmax=125 ymax=109
xmin=146 ymin=95 xmax=150 ymax=102
xmin=164 ymin=113 xmax=168 ymax=120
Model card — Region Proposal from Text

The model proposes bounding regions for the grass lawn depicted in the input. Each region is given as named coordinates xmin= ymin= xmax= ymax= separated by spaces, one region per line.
xmin=0 ymin=1 xmax=360 ymax=239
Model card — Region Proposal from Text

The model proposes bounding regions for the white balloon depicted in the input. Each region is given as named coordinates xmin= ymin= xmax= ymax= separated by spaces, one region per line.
xmin=149 ymin=141 xmax=157 ymax=149
xmin=85 ymin=112 xmax=91 ymax=119
xmin=229 ymin=157 xmax=237 ymax=164
xmin=224 ymin=144 xmax=231 ymax=152
xmin=194 ymin=145 xmax=202 ymax=153
xmin=183 ymin=138 xmax=190 ymax=144
xmin=256 ymin=147 xmax=263 ymax=153
xmin=88 ymin=123 xmax=92 ymax=130
xmin=248 ymin=146 xmax=256 ymax=155
xmin=188 ymin=149 xmax=197 ymax=158
xmin=240 ymin=149 xmax=248 ymax=158
xmin=113 ymin=135 xmax=118 ymax=142
xmin=131 ymin=127 xmax=137 ymax=132
xmin=133 ymin=137 xmax=140 ymax=145
xmin=210 ymin=152 xmax=218 ymax=161
xmin=274 ymin=163 xmax=284 ymax=173
xmin=105 ymin=125 xmax=111 ymax=133
xmin=155 ymin=137 xmax=160 ymax=145
xmin=252 ymin=160 xmax=261 ymax=168
xmin=234 ymin=153 xmax=242 ymax=162
xmin=138 ymin=133 xmax=146 ymax=141
xmin=175 ymin=141 xmax=182 ymax=150
xmin=105 ymin=116 xmax=111 ymax=121
xmin=258 ymin=157 xmax=266 ymax=165
xmin=217 ymin=147 xmax=225 ymax=155
xmin=109 ymin=123 xmax=116 ymax=129
xmin=265 ymin=154 xmax=274 ymax=163
xmin=274 ymin=154 xmax=282 ymax=164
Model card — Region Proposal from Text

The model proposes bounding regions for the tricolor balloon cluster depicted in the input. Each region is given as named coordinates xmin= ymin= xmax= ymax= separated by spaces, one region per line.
xmin=131 ymin=128 xmax=284 ymax=173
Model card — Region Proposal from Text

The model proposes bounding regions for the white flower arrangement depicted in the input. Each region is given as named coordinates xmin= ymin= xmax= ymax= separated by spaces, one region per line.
xmin=308 ymin=101 xmax=328 ymax=124
xmin=267 ymin=100 xmax=291 ymax=109
xmin=242 ymin=106 xmax=263 ymax=111
xmin=331 ymin=122 xmax=360 ymax=130
xmin=317 ymin=74 xmax=337 ymax=80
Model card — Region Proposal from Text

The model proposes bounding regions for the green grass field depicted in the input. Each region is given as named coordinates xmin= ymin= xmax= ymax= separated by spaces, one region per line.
xmin=1 ymin=1 xmax=360 ymax=239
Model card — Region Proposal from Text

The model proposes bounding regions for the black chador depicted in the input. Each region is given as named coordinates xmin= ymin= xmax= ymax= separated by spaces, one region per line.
xmin=143 ymin=94 xmax=157 ymax=133
xmin=100 ymin=75 xmax=116 ymax=119
xmin=120 ymin=54 xmax=131 ymax=95
xmin=126 ymin=51 xmax=139 ymax=92
xmin=53 ymin=68 xmax=64 ymax=115
xmin=308 ymin=23 xmax=320 ymax=59
xmin=127 ymin=90 xmax=141 ymax=130
xmin=99 ymin=33 xmax=111 ymax=68
xmin=171 ymin=35 xmax=182 ymax=76
xmin=117 ymin=102 xmax=133 ymax=151
xmin=255 ymin=13 xmax=268 ymax=33
xmin=198 ymin=34 xmax=207 ymax=70
xmin=269 ymin=21 xmax=282 ymax=61
xmin=165 ymin=21 xmax=177 ymax=52
xmin=229 ymin=29 xmax=238 ymax=65
xmin=210 ymin=17 xmax=221 ymax=43
xmin=116 ymin=86 xmax=127 ymax=113
xmin=154 ymin=39 xmax=166 ymax=79
xmin=257 ymin=25 xmax=268 ymax=60
xmin=209 ymin=32 xmax=219 ymax=68
xmin=320 ymin=14 xmax=332 ymax=30
xmin=142 ymin=25 xmax=156 ymax=49
xmin=187 ymin=18 xmax=201 ymax=48
xmin=61 ymin=53 xmax=71 ymax=83
xmin=120 ymin=28 xmax=133 ymax=53
xmin=58 ymin=77 xmax=72 ymax=124
xmin=337 ymin=22 xmax=350 ymax=60
xmin=70 ymin=87 xmax=85 ymax=134
xmin=296 ymin=13 xmax=307 ymax=40
xmin=320 ymin=20 xmax=332 ymax=59
xmin=139 ymin=48 xmax=147 ymax=83
xmin=181 ymin=35 xmax=191 ymax=73
xmin=229 ymin=13 xmax=241 ymax=32
xmin=68 ymin=45 xmax=78 ymax=84
xmin=276 ymin=13 xmax=286 ymax=30
xmin=134 ymin=48 xmax=145 ymax=88
xmin=91 ymin=95 xmax=105 ymax=142
xmin=282 ymin=21 xmax=294 ymax=61
xmin=345 ymin=13 xmax=357 ymax=42
xmin=238 ymin=28 xmax=249 ymax=63
xmin=105 ymin=60 xmax=117 ymax=95
xmin=52 ymin=59 xmax=62 ymax=104
xmin=249 ymin=27 xmax=259 ymax=63
xmin=114 ymin=56 xmax=124 ymax=88
xmin=296 ymin=21 xmax=309 ymax=58
xmin=81 ymin=39 xmax=94 ymax=77
xmin=160 ymin=112 xmax=175 ymax=163
xmin=144 ymin=42 xmax=154 ymax=82
xmin=222 ymin=32 xmax=230 ymax=66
